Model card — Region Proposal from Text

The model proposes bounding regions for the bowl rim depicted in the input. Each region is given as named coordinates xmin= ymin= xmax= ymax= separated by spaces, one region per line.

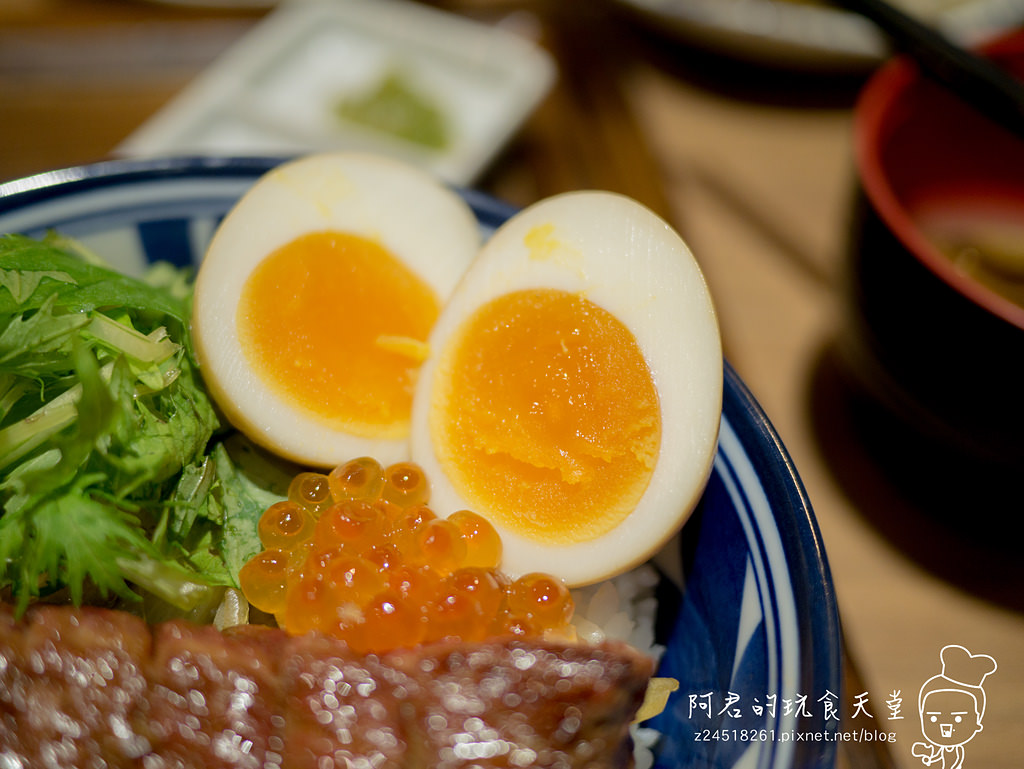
xmin=853 ymin=32 xmax=1024 ymax=332
xmin=0 ymin=154 xmax=522 ymax=232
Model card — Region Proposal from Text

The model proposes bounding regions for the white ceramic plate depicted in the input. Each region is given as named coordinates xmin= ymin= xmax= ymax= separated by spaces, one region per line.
xmin=117 ymin=0 xmax=555 ymax=186
xmin=616 ymin=0 xmax=1024 ymax=70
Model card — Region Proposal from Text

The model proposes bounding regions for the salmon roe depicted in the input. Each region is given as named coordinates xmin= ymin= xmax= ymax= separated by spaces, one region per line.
xmin=239 ymin=457 xmax=575 ymax=653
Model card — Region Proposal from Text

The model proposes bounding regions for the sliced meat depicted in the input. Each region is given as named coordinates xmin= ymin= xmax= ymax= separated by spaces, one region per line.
xmin=0 ymin=603 xmax=654 ymax=768
xmin=279 ymin=632 xmax=413 ymax=769
xmin=136 ymin=621 xmax=286 ymax=769
xmin=396 ymin=640 xmax=650 ymax=769
xmin=0 ymin=603 xmax=151 ymax=768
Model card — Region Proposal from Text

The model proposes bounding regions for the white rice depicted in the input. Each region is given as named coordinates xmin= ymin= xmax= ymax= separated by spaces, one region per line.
xmin=571 ymin=560 xmax=675 ymax=769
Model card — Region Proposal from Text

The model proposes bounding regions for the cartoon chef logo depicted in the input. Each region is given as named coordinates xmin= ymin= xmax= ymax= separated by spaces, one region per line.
xmin=911 ymin=644 xmax=997 ymax=769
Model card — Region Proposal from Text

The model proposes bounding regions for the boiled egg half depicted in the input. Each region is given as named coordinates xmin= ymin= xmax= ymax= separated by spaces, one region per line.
xmin=192 ymin=153 xmax=481 ymax=467
xmin=410 ymin=191 xmax=722 ymax=586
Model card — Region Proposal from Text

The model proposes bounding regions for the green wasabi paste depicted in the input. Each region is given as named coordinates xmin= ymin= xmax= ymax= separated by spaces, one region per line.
xmin=336 ymin=69 xmax=449 ymax=151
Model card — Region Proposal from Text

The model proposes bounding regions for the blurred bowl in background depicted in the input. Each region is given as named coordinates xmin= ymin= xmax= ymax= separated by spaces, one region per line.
xmin=840 ymin=29 xmax=1024 ymax=488
xmin=613 ymin=0 xmax=1024 ymax=72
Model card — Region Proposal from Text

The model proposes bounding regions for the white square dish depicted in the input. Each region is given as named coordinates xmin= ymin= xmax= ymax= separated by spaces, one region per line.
xmin=118 ymin=0 xmax=556 ymax=185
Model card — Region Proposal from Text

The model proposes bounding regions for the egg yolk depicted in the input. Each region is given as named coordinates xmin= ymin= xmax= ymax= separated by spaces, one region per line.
xmin=430 ymin=288 xmax=661 ymax=544
xmin=237 ymin=231 xmax=439 ymax=437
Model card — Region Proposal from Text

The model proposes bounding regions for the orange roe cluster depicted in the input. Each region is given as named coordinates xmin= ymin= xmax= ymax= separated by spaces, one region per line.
xmin=238 ymin=457 xmax=575 ymax=654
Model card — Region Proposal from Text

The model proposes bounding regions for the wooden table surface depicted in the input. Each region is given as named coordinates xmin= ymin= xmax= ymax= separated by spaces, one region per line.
xmin=2 ymin=1 xmax=1022 ymax=767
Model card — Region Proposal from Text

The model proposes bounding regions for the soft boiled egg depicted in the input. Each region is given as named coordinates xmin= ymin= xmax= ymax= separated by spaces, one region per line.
xmin=192 ymin=153 xmax=481 ymax=467
xmin=409 ymin=191 xmax=722 ymax=586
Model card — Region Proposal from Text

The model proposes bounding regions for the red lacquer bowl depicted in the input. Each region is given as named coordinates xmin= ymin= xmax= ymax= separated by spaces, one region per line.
xmin=841 ymin=29 xmax=1024 ymax=475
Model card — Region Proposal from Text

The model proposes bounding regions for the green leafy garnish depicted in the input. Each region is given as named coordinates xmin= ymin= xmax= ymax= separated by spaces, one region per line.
xmin=0 ymin=233 xmax=276 ymax=614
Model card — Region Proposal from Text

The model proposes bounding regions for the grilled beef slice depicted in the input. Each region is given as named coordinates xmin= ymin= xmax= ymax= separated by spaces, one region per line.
xmin=136 ymin=621 xmax=287 ymax=769
xmin=0 ymin=603 xmax=654 ymax=768
xmin=279 ymin=630 xmax=413 ymax=769
xmin=0 ymin=603 xmax=152 ymax=767
xmin=394 ymin=641 xmax=649 ymax=769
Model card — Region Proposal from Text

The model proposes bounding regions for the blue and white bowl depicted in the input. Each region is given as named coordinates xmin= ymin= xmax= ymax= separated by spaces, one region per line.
xmin=0 ymin=156 xmax=841 ymax=769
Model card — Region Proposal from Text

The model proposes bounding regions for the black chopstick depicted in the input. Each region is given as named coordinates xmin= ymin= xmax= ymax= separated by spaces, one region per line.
xmin=835 ymin=0 xmax=1024 ymax=140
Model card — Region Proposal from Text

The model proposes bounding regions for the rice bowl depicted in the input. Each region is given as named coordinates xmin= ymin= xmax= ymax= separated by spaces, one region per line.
xmin=0 ymin=156 xmax=841 ymax=769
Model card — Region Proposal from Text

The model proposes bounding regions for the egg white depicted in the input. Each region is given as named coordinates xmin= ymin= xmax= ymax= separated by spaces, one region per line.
xmin=192 ymin=152 xmax=482 ymax=468
xmin=409 ymin=190 xmax=723 ymax=586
